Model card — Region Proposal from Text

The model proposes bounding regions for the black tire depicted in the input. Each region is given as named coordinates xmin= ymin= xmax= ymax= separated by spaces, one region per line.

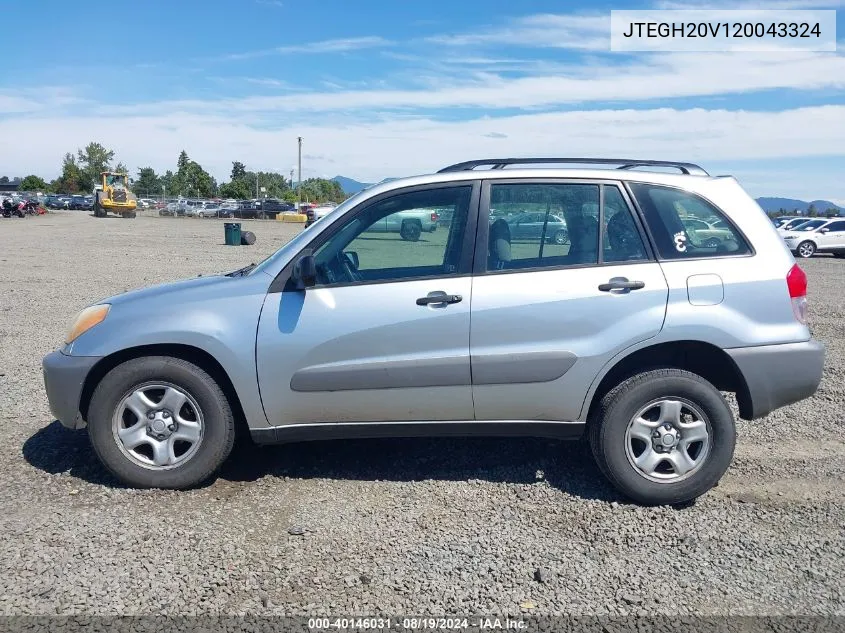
xmin=240 ymin=230 xmax=256 ymax=246
xmin=796 ymin=241 xmax=816 ymax=258
xmin=552 ymin=229 xmax=569 ymax=245
xmin=400 ymin=220 xmax=422 ymax=242
xmin=588 ymin=368 xmax=735 ymax=506
xmin=833 ymin=253 xmax=845 ymax=259
xmin=87 ymin=356 xmax=236 ymax=489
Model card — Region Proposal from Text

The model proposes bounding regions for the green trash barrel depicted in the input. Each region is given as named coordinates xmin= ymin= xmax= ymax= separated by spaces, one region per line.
xmin=224 ymin=222 xmax=241 ymax=246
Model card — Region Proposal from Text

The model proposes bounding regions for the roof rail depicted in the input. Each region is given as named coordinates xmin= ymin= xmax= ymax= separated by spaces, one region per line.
xmin=437 ymin=158 xmax=709 ymax=177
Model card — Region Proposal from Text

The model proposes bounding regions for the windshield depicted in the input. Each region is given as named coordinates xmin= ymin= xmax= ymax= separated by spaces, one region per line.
xmin=248 ymin=191 xmax=367 ymax=277
xmin=797 ymin=220 xmax=826 ymax=231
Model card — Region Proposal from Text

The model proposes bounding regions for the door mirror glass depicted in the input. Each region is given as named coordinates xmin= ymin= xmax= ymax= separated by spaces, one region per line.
xmin=343 ymin=250 xmax=360 ymax=270
xmin=820 ymin=227 xmax=829 ymax=233
xmin=293 ymin=254 xmax=317 ymax=289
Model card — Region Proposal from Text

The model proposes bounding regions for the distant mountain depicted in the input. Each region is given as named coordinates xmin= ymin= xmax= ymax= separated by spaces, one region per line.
xmin=755 ymin=197 xmax=843 ymax=215
xmin=332 ymin=176 xmax=373 ymax=195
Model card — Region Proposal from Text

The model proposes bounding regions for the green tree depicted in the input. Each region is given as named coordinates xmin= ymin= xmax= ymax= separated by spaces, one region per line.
xmin=231 ymin=161 xmax=247 ymax=181
xmin=824 ymin=208 xmax=839 ymax=217
xmin=51 ymin=153 xmax=85 ymax=193
xmin=0 ymin=176 xmax=9 ymax=184
xmin=177 ymin=150 xmax=190 ymax=173
xmin=19 ymin=175 xmax=49 ymax=192
xmin=76 ymin=142 xmax=115 ymax=191
xmin=135 ymin=167 xmax=161 ymax=197
xmin=159 ymin=170 xmax=175 ymax=197
xmin=807 ymin=203 xmax=818 ymax=217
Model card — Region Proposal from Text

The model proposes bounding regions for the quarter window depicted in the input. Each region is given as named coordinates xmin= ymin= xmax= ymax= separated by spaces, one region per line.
xmin=312 ymin=186 xmax=471 ymax=286
xmin=629 ymin=183 xmax=751 ymax=258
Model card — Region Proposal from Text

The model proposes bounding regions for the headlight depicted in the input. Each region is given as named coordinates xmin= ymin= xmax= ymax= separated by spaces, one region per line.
xmin=65 ymin=304 xmax=110 ymax=344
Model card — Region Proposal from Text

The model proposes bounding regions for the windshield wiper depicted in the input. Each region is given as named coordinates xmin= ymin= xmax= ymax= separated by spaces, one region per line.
xmin=226 ymin=263 xmax=256 ymax=277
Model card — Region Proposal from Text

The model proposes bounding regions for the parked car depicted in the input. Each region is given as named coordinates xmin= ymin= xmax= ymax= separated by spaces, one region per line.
xmin=505 ymin=211 xmax=569 ymax=245
xmin=679 ymin=217 xmax=734 ymax=248
xmin=68 ymin=195 xmax=87 ymax=210
xmin=196 ymin=204 xmax=222 ymax=218
xmin=782 ymin=218 xmax=845 ymax=259
xmin=772 ymin=216 xmax=800 ymax=228
xmin=777 ymin=217 xmax=813 ymax=233
xmin=359 ymin=208 xmax=439 ymax=241
xmin=44 ymin=195 xmax=70 ymax=209
xmin=41 ymin=157 xmax=824 ymax=505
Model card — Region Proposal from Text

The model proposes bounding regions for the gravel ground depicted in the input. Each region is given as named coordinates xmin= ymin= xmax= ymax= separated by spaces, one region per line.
xmin=0 ymin=211 xmax=843 ymax=617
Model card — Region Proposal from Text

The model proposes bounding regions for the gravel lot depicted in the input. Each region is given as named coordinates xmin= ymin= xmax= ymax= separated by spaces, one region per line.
xmin=0 ymin=211 xmax=843 ymax=617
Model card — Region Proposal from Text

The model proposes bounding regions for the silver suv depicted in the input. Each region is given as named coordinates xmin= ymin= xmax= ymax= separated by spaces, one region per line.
xmin=42 ymin=157 xmax=825 ymax=505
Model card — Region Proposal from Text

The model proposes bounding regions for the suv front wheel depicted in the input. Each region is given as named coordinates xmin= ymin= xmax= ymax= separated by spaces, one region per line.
xmin=88 ymin=356 xmax=236 ymax=489
xmin=589 ymin=369 xmax=735 ymax=505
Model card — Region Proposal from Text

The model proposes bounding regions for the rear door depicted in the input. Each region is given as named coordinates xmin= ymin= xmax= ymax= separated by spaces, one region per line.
xmin=469 ymin=180 xmax=669 ymax=422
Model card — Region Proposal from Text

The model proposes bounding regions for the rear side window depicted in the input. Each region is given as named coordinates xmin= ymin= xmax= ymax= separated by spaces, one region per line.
xmin=629 ymin=183 xmax=751 ymax=258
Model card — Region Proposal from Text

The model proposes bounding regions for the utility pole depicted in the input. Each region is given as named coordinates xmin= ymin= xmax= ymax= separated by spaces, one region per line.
xmin=297 ymin=136 xmax=303 ymax=207
xmin=290 ymin=169 xmax=294 ymax=190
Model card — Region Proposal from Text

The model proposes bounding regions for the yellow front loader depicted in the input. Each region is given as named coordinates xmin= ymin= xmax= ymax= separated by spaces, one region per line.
xmin=93 ymin=172 xmax=137 ymax=218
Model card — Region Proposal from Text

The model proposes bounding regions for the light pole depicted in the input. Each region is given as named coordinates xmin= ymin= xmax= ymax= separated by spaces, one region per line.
xmin=162 ymin=184 xmax=165 ymax=203
xmin=297 ymin=136 xmax=303 ymax=207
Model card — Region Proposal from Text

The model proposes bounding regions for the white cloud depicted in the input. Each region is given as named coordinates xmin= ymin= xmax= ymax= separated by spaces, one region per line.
xmin=427 ymin=13 xmax=610 ymax=51
xmin=655 ymin=0 xmax=844 ymax=8
xmin=93 ymin=50 xmax=845 ymax=116
xmin=1 ymin=106 xmax=842 ymax=200
xmin=220 ymin=36 xmax=392 ymax=61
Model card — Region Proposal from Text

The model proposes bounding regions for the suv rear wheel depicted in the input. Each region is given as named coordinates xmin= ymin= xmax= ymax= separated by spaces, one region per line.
xmin=87 ymin=356 xmax=235 ymax=489
xmin=589 ymin=369 xmax=735 ymax=505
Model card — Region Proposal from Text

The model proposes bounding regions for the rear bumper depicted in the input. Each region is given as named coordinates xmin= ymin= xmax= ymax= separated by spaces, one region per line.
xmin=42 ymin=351 xmax=102 ymax=430
xmin=727 ymin=339 xmax=825 ymax=420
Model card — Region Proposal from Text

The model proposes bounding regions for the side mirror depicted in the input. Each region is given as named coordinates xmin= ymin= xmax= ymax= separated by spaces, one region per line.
xmin=293 ymin=254 xmax=317 ymax=289
xmin=820 ymin=227 xmax=829 ymax=233
xmin=343 ymin=250 xmax=359 ymax=270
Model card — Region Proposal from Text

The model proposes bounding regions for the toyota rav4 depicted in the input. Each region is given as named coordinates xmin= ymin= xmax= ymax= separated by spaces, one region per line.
xmin=42 ymin=157 xmax=825 ymax=505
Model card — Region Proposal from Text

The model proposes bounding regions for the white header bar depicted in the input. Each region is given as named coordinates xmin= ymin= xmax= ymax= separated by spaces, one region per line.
xmin=610 ymin=10 xmax=837 ymax=52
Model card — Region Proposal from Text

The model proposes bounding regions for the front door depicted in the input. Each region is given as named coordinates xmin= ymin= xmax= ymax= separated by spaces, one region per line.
xmin=470 ymin=180 xmax=669 ymax=422
xmin=256 ymin=183 xmax=479 ymax=426
xmin=817 ymin=220 xmax=845 ymax=251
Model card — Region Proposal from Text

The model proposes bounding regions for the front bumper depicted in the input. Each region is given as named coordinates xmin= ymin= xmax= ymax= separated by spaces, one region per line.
xmin=727 ymin=339 xmax=825 ymax=420
xmin=42 ymin=351 xmax=102 ymax=429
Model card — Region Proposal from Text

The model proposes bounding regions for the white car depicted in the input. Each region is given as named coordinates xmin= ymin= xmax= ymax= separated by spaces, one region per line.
xmin=782 ymin=218 xmax=845 ymax=258
xmin=776 ymin=217 xmax=813 ymax=233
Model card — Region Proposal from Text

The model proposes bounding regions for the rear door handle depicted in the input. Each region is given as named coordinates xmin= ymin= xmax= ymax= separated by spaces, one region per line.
xmin=416 ymin=291 xmax=462 ymax=306
xmin=598 ymin=278 xmax=645 ymax=292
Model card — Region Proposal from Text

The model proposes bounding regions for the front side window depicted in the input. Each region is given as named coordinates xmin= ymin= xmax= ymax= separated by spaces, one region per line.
xmin=629 ymin=183 xmax=751 ymax=258
xmin=312 ymin=186 xmax=471 ymax=286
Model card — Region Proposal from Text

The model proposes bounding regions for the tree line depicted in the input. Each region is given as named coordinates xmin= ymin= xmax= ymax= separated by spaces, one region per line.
xmin=4 ymin=141 xmax=347 ymax=203
xmin=767 ymin=204 xmax=841 ymax=218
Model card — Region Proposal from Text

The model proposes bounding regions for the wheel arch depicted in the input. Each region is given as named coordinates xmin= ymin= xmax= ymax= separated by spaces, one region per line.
xmin=79 ymin=343 xmax=249 ymax=438
xmin=581 ymin=340 xmax=753 ymax=422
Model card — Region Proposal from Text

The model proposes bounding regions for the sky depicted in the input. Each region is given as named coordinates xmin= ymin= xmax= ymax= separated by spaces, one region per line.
xmin=1 ymin=0 xmax=843 ymax=202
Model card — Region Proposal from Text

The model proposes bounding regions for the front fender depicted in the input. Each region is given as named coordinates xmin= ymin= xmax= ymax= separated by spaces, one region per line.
xmin=69 ymin=274 xmax=273 ymax=429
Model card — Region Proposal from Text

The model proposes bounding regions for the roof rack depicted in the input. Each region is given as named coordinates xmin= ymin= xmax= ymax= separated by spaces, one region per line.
xmin=437 ymin=158 xmax=709 ymax=177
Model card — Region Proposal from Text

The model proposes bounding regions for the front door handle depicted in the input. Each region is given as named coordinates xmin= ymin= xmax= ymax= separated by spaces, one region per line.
xmin=598 ymin=278 xmax=645 ymax=292
xmin=416 ymin=291 xmax=462 ymax=306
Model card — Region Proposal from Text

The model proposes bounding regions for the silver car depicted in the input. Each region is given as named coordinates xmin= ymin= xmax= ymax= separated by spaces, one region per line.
xmin=42 ymin=157 xmax=824 ymax=504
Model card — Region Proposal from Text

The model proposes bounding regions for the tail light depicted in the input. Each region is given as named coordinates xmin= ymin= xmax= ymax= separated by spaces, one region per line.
xmin=431 ymin=212 xmax=438 ymax=222
xmin=786 ymin=263 xmax=808 ymax=324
